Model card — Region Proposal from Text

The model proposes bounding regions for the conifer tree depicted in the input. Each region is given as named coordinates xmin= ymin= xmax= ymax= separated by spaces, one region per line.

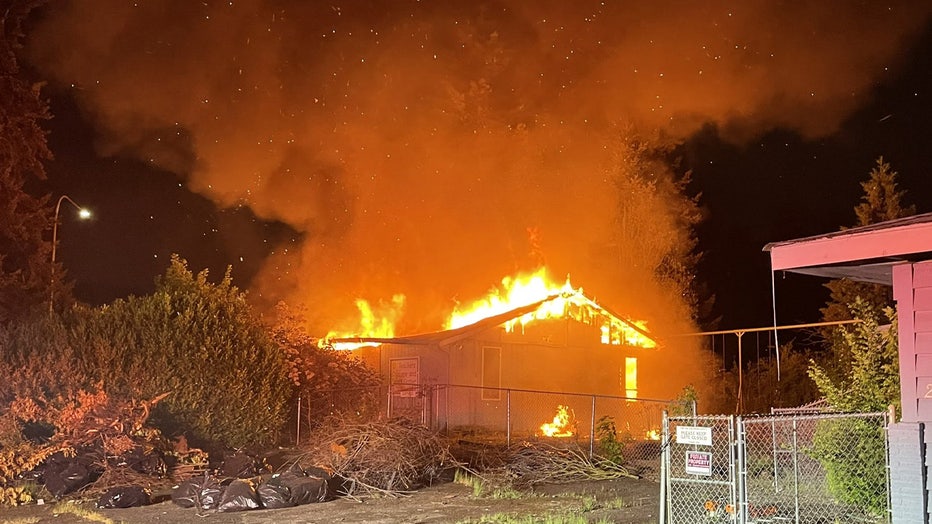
xmin=819 ymin=158 xmax=914 ymax=376
xmin=0 ymin=2 xmax=59 ymax=322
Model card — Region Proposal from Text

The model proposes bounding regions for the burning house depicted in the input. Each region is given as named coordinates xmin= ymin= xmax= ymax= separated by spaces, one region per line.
xmin=325 ymin=271 xmax=666 ymax=437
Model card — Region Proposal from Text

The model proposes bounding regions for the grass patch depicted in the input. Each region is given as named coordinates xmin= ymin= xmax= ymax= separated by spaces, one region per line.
xmin=454 ymin=469 xmax=525 ymax=500
xmin=601 ymin=496 xmax=628 ymax=509
xmin=0 ymin=518 xmax=41 ymax=524
xmin=51 ymin=503 xmax=118 ymax=524
xmin=458 ymin=513 xmax=612 ymax=524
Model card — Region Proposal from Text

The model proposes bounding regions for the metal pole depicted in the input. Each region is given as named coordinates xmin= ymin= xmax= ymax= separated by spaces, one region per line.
xmin=792 ymin=416 xmax=800 ymax=524
xmin=660 ymin=410 xmax=669 ymax=524
xmin=589 ymin=395 xmax=596 ymax=459
xmin=506 ymin=389 xmax=511 ymax=447
xmin=735 ymin=331 xmax=745 ymax=414
xmin=737 ymin=416 xmax=747 ymax=524
xmin=295 ymin=395 xmax=301 ymax=446
xmin=49 ymin=195 xmax=90 ymax=314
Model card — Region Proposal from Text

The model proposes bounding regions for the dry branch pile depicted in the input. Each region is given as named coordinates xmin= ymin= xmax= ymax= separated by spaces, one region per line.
xmin=503 ymin=442 xmax=637 ymax=486
xmin=0 ymin=389 xmax=178 ymax=504
xmin=299 ymin=418 xmax=456 ymax=497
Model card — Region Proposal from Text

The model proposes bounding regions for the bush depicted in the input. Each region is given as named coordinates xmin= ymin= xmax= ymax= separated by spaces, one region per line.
xmin=271 ymin=302 xmax=380 ymax=425
xmin=68 ymin=255 xmax=292 ymax=449
xmin=810 ymin=417 xmax=887 ymax=515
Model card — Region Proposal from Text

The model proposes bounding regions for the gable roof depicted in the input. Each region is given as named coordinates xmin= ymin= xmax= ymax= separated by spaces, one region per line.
xmin=328 ymin=290 xmax=656 ymax=349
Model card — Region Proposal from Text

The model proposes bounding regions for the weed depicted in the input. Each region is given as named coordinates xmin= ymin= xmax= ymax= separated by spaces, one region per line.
xmin=51 ymin=503 xmax=117 ymax=524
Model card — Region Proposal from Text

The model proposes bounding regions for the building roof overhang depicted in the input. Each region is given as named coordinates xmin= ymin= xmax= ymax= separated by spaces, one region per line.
xmin=763 ymin=212 xmax=932 ymax=284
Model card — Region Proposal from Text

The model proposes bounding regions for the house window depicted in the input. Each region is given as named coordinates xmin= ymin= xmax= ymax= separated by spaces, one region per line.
xmin=482 ymin=346 xmax=501 ymax=400
xmin=624 ymin=357 xmax=637 ymax=399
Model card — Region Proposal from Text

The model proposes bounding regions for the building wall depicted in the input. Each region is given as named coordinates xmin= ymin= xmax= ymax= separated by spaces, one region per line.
xmin=888 ymin=421 xmax=928 ymax=523
xmin=894 ymin=260 xmax=932 ymax=422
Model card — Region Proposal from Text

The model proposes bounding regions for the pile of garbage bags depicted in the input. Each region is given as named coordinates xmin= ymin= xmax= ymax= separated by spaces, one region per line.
xmin=170 ymin=464 xmax=341 ymax=512
xmin=24 ymin=445 xmax=342 ymax=512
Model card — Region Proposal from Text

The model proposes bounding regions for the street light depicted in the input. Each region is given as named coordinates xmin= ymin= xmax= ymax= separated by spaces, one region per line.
xmin=50 ymin=195 xmax=91 ymax=313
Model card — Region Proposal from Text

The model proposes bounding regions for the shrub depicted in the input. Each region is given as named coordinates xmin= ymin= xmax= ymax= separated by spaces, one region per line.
xmin=69 ymin=255 xmax=292 ymax=449
xmin=810 ymin=417 xmax=887 ymax=515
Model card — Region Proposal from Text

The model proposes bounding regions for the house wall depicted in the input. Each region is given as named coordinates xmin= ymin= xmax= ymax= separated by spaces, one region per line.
xmin=891 ymin=260 xmax=932 ymax=522
xmin=441 ymin=320 xmax=656 ymax=434
xmin=894 ymin=260 xmax=932 ymax=422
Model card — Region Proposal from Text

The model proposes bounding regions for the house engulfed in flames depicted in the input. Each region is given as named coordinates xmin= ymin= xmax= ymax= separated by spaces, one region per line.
xmin=324 ymin=271 xmax=661 ymax=435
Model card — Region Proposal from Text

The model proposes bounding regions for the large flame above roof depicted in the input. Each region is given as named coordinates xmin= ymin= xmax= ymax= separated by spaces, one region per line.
xmin=445 ymin=268 xmax=656 ymax=348
xmin=321 ymin=267 xmax=656 ymax=350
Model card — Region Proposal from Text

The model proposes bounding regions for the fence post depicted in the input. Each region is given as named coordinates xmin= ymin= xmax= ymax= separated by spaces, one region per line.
xmin=296 ymin=395 xmax=301 ymax=446
xmin=792 ymin=416 xmax=800 ymax=524
xmin=506 ymin=389 xmax=511 ymax=447
xmin=737 ymin=416 xmax=747 ymax=524
xmin=660 ymin=410 xmax=669 ymax=524
xmin=589 ymin=395 xmax=596 ymax=459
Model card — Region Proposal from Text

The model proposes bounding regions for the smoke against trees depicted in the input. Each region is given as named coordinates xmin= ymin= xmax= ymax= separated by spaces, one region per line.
xmin=25 ymin=1 xmax=932 ymax=334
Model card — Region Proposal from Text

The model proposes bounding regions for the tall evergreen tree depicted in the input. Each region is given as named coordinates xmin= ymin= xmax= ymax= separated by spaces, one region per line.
xmin=819 ymin=158 xmax=914 ymax=375
xmin=0 ymin=1 xmax=58 ymax=323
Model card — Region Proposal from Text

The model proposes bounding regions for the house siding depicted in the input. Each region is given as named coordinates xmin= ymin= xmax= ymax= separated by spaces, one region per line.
xmin=888 ymin=422 xmax=928 ymax=524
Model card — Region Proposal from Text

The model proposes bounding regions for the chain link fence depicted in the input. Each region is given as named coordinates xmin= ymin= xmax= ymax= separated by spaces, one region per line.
xmin=298 ymin=383 xmax=677 ymax=479
xmin=739 ymin=412 xmax=890 ymax=523
xmin=662 ymin=411 xmax=890 ymax=524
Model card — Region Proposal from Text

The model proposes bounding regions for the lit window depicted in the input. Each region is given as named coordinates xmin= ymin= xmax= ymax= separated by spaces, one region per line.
xmin=625 ymin=357 xmax=637 ymax=399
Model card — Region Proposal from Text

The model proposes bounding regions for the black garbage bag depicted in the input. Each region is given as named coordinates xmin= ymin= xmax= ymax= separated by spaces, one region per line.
xmin=40 ymin=449 xmax=104 ymax=498
xmin=219 ymin=452 xmax=259 ymax=478
xmin=170 ymin=479 xmax=199 ymax=508
xmin=218 ymin=479 xmax=260 ymax=512
xmin=277 ymin=467 xmax=332 ymax=505
xmin=171 ymin=475 xmax=223 ymax=510
xmin=97 ymin=486 xmax=151 ymax=508
xmin=44 ymin=460 xmax=91 ymax=498
xmin=256 ymin=474 xmax=295 ymax=509
xmin=113 ymin=445 xmax=167 ymax=477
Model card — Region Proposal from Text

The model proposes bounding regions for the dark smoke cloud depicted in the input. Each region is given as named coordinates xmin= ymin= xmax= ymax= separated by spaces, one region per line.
xmin=27 ymin=1 xmax=932 ymax=333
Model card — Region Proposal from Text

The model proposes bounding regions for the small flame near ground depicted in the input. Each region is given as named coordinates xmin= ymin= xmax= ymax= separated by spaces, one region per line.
xmin=540 ymin=405 xmax=575 ymax=438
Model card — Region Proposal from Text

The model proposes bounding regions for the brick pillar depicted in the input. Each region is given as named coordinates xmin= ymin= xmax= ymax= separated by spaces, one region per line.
xmin=888 ymin=421 xmax=928 ymax=523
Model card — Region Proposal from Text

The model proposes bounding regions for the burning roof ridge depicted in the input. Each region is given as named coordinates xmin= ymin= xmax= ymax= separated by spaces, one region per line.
xmin=325 ymin=288 xmax=655 ymax=347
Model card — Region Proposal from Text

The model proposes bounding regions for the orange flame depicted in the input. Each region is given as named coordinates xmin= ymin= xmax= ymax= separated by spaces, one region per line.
xmin=321 ymin=294 xmax=406 ymax=350
xmin=446 ymin=268 xmax=656 ymax=348
xmin=540 ymin=405 xmax=575 ymax=437
xmin=646 ymin=429 xmax=661 ymax=441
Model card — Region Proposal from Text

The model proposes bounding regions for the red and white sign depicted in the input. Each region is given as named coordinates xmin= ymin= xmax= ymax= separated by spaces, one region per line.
xmin=685 ymin=451 xmax=713 ymax=476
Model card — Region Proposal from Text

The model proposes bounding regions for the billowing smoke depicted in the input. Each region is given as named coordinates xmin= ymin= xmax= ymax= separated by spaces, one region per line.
xmin=26 ymin=1 xmax=932 ymax=335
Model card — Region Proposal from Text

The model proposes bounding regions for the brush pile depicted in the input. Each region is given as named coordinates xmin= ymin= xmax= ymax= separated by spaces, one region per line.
xmin=299 ymin=418 xmax=456 ymax=497
xmin=0 ymin=390 xmax=177 ymax=505
xmin=503 ymin=442 xmax=637 ymax=486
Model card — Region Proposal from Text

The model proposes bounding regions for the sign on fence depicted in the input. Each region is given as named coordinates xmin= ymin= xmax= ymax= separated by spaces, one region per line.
xmin=676 ymin=425 xmax=712 ymax=446
xmin=685 ymin=451 xmax=712 ymax=476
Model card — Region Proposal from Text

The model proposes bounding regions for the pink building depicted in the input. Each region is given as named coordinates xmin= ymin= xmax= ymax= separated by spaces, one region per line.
xmin=766 ymin=212 xmax=932 ymax=523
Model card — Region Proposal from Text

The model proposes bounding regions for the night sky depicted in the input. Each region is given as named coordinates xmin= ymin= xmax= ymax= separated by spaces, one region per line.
xmin=25 ymin=1 xmax=932 ymax=336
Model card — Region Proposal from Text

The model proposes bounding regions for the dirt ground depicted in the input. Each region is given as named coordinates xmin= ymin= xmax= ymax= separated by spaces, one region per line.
xmin=0 ymin=477 xmax=660 ymax=524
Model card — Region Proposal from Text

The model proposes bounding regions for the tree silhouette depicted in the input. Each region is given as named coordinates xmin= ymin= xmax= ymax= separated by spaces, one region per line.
xmin=0 ymin=1 xmax=60 ymax=322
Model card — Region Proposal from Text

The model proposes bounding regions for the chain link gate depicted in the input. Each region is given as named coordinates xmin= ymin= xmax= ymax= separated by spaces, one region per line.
xmin=662 ymin=413 xmax=738 ymax=523
xmin=662 ymin=411 xmax=891 ymax=523
xmin=739 ymin=412 xmax=890 ymax=523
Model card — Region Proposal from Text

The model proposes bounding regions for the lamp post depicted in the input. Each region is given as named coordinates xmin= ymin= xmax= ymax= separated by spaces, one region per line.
xmin=50 ymin=195 xmax=91 ymax=313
